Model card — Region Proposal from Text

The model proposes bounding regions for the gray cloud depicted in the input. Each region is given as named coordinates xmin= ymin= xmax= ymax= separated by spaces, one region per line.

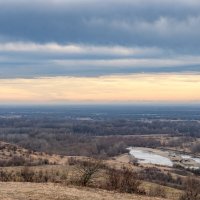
xmin=0 ymin=0 xmax=200 ymax=77
xmin=0 ymin=0 xmax=200 ymax=49
xmin=0 ymin=42 xmax=200 ymax=78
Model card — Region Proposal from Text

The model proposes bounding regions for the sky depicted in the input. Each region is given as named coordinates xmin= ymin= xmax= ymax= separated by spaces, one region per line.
xmin=0 ymin=0 xmax=200 ymax=104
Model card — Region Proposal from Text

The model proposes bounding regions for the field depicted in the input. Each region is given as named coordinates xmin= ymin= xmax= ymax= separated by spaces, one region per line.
xmin=0 ymin=105 xmax=199 ymax=200
xmin=0 ymin=182 xmax=168 ymax=200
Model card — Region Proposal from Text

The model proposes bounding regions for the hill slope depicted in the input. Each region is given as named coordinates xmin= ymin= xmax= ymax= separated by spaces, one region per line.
xmin=0 ymin=182 xmax=168 ymax=200
xmin=0 ymin=141 xmax=62 ymax=165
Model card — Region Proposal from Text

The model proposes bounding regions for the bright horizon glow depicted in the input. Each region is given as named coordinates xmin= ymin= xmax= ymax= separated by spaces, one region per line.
xmin=0 ymin=73 xmax=200 ymax=104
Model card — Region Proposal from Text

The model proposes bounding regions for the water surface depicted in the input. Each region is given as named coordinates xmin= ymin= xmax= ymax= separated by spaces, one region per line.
xmin=129 ymin=148 xmax=173 ymax=167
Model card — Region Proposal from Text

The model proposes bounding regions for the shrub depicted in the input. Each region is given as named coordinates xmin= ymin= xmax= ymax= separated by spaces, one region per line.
xmin=148 ymin=184 xmax=166 ymax=198
xmin=139 ymin=167 xmax=183 ymax=189
xmin=20 ymin=167 xmax=35 ymax=182
xmin=179 ymin=177 xmax=200 ymax=200
xmin=72 ymin=159 xmax=103 ymax=186
xmin=106 ymin=167 xmax=144 ymax=194
xmin=0 ymin=167 xmax=68 ymax=183
xmin=191 ymin=143 xmax=200 ymax=154
xmin=68 ymin=157 xmax=78 ymax=166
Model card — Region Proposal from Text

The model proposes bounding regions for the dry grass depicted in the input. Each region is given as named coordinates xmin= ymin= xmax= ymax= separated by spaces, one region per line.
xmin=0 ymin=182 xmax=168 ymax=200
xmin=0 ymin=140 xmax=188 ymax=200
xmin=142 ymin=181 xmax=182 ymax=200
xmin=0 ymin=141 xmax=63 ymax=165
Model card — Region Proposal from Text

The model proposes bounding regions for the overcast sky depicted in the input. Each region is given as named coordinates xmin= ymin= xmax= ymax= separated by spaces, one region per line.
xmin=0 ymin=0 xmax=200 ymax=103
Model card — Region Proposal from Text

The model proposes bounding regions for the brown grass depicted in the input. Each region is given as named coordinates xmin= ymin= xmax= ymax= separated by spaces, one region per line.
xmin=0 ymin=182 xmax=168 ymax=200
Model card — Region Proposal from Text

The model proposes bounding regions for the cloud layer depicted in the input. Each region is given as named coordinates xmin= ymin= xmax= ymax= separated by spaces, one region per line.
xmin=0 ymin=0 xmax=199 ymax=79
xmin=0 ymin=42 xmax=200 ymax=78
xmin=0 ymin=0 xmax=200 ymax=50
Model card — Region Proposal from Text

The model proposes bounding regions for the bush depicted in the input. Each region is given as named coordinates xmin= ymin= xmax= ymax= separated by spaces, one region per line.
xmin=20 ymin=167 xmax=35 ymax=182
xmin=68 ymin=157 xmax=78 ymax=166
xmin=191 ymin=143 xmax=200 ymax=154
xmin=106 ymin=167 xmax=144 ymax=194
xmin=72 ymin=159 xmax=103 ymax=186
xmin=179 ymin=177 xmax=200 ymax=200
xmin=139 ymin=167 xmax=183 ymax=189
xmin=0 ymin=156 xmax=26 ymax=167
xmin=148 ymin=185 xmax=166 ymax=198
xmin=0 ymin=167 xmax=68 ymax=183
xmin=0 ymin=156 xmax=49 ymax=167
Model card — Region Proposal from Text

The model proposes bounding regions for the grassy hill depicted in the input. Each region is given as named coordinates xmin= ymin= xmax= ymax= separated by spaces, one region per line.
xmin=0 ymin=140 xmax=189 ymax=200
xmin=0 ymin=182 xmax=167 ymax=200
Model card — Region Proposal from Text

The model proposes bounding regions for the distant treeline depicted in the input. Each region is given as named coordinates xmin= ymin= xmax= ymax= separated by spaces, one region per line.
xmin=0 ymin=116 xmax=199 ymax=156
xmin=0 ymin=117 xmax=200 ymax=137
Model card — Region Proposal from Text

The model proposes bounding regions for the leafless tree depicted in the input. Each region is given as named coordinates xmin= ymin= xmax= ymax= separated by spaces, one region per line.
xmin=73 ymin=159 xmax=103 ymax=186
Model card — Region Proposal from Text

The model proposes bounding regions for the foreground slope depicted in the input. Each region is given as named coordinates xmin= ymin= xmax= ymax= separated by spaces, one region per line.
xmin=0 ymin=182 xmax=167 ymax=200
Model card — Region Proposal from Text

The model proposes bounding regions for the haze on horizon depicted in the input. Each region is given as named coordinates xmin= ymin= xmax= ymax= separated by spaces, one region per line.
xmin=0 ymin=0 xmax=200 ymax=104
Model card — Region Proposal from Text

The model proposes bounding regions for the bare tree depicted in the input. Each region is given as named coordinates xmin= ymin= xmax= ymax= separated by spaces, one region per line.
xmin=73 ymin=159 xmax=103 ymax=186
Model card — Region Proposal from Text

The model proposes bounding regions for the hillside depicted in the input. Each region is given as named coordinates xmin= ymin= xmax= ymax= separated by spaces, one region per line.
xmin=0 ymin=141 xmax=62 ymax=166
xmin=0 ymin=140 xmax=196 ymax=200
xmin=0 ymin=182 xmax=167 ymax=200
